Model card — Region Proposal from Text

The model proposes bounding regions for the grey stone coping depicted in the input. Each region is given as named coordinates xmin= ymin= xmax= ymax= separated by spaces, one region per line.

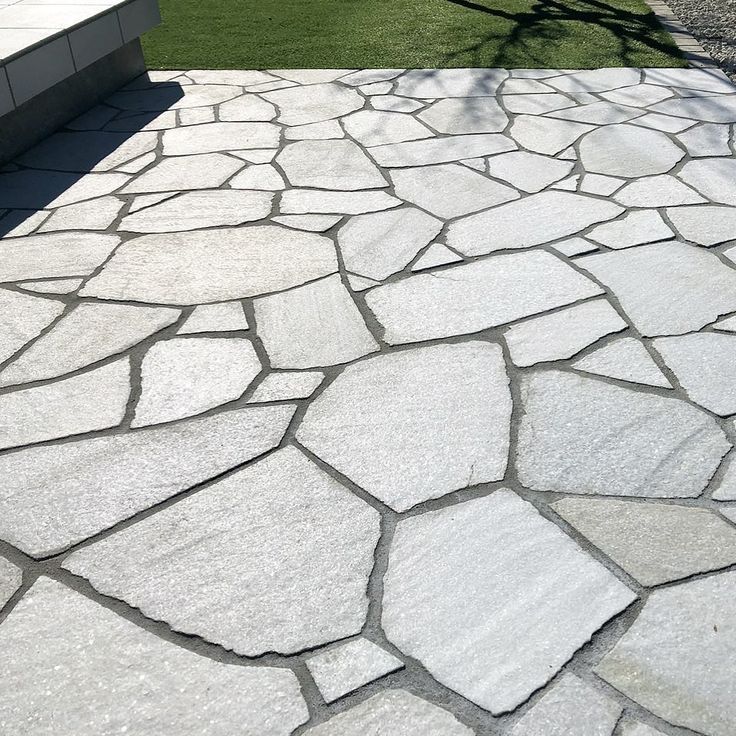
xmin=0 ymin=0 xmax=159 ymax=113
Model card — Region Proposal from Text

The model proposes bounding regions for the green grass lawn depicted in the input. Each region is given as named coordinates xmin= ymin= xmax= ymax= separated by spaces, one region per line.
xmin=142 ymin=0 xmax=685 ymax=70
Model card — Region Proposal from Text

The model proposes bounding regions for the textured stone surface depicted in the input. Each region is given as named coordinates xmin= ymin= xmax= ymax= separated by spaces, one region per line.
xmin=510 ymin=674 xmax=621 ymax=736
xmin=306 ymin=638 xmax=404 ymax=703
xmin=0 ymin=557 xmax=22 ymax=609
xmin=613 ymin=174 xmax=705 ymax=207
xmin=343 ymin=110 xmax=433 ymax=146
xmin=0 ymin=289 xmax=64 ymax=364
xmin=264 ymin=83 xmax=364 ymax=125
xmin=304 ymin=690 xmax=473 ymax=735
xmin=517 ymin=370 xmax=729 ymax=498
xmin=383 ymin=491 xmax=635 ymax=713
xmin=418 ymin=97 xmax=507 ymax=133
xmin=248 ymin=371 xmax=324 ymax=403
xmin=254 ymin=276 xmax=378 ymax=368
xmin=554 ymin=497 xmax=736 ymax=585
xmin=667 ymin=205 xmax=736 ymax=245
xmin=0 ymin=578 xmax=308 ymax=736
xmin=297 ymin=342 xmax=511 ymax=511
xmin=411 ymin=243 xmax=462 ymax=270
xmin=596 ymin=572 xmax=736 ymax=736
xmin=66 ymin=447 xmax=380 ymax=656
xmin=504 ymin=299 xmax=627 ymax=366
xmin=394 ymin=69 xmax=507 ymax=97
xmin=133 ymin=338 xmax=261 ymax=427
xmin=679 ymin=158 xmax=736 ymax=206
xmin=162 ymin=122 xmax=279 ymax=155
xmin=368 ymin=134 xmax=515 ymax=167
xmin=178 ymin=302 xmax=249 ymax=334
xmin=0 ymin=405 xmax=293 ymax=557
xmin=509 ymin=115 xmax=593 ymax=155
xmin=486 ymin=151 xmax=573 ymax=192
xmin=81 ymin=227 xmax=338 ymax=304
xmin=121 ymin=153 xmax=242 ymax=193
xmin=366 ymin=252 xmax=602 ymax=344
xmin=587 ymin=210 xmax=673 ymax=249
xmin=280 ymin=189 xmax=401 ymax=214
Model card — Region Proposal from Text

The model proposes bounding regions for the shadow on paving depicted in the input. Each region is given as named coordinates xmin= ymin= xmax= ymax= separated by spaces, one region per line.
xmin=0 ymin=79 xmax=184 ymax=238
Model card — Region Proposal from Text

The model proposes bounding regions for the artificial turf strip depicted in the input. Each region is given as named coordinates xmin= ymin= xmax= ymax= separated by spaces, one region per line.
xmin=142 ymin=0 xmax=685 ymax=70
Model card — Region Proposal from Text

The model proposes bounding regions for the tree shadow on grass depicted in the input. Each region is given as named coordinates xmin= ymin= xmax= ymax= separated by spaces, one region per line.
xmin=442 ymin=0 xmax=681 ymax=67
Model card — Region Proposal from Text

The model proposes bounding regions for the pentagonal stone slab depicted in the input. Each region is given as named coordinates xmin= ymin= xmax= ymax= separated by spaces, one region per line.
xmin=517 ymin=370 xmax=729 ymax=498
xmin=120 ymin=153 xmax=242 ymax=193
xmin=382 ymin=491 xmax=635 ymax=714
xmin=0 ymin=578 xmax=308 ymax=736
xmin=596 ymin=572 xmax=736 ymax=736
xmin=296 ymin=342 xmax=511 ymax=511
xmin=65 ymin=447 xmax=380 ymax=656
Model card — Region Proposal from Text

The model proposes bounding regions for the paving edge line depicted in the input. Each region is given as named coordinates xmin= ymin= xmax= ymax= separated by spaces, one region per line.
xmin=645 ymin=0 xmax=719 ymax=69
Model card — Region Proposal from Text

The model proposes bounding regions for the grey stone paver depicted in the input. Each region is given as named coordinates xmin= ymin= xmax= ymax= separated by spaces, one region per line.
xmin=2 ymin=66 xmax=736 ymax=735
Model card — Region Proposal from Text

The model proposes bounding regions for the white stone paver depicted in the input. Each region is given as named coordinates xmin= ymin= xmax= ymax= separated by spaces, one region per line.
xmin=2 ymin=66 xmax=736 ymax=736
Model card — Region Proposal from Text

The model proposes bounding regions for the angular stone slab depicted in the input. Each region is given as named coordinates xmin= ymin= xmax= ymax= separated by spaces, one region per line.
xmin=108 ymin=84 xmax=242 ymax=111
xmin=65 ymin=447 xmax=380 ymax=656
xmin=510 ymin=115 xmax=594 ymax=155
xmin=263 ymin=83 xmax=364 ymax=125
xmin=553 ymin=497 xmax=736 ymax=586
xmin=162 ymin=122 xmax=279 ymax=155
xmin=253 ymin=275 xmax=379 ymax=369
xmin=547 ymin=68 xmax=641 ymax=94
xmin=0 ymin=289 xmax=64 ymax=364
xmin=297 ymin=342 xmax=511 ymax=511
xmin=510 ymin=674 xmax=622 ymax=736
xmin=517 ymin=370 xmax=729 ymax=498
xmin=578 ymin=242 xmax=736 ymax=337
xmin=596 ymin=571 xmax=736 ymax=736
xmin=81 ymin=227 xmax=338 ymax=305
xmin=587 ymin=210 xmax=673 ymax=249
xmin=0 ymin=303 xmax=180 ymax=387
xmin=368 ymin=134 xmax=515 ymax=167
xmin=0 ymin=578 xmax=308 ymax=736
xmin=446 ymin=192 xmax=621 ymax=256
xmin=342 ymin=110 xmax=433 ymax=146
xmin=366 ymin=252 xmax=602 ymax=344
xmin=667 ymin=205 xmax=736 ymax=245
xmin=394 ymin=68 xmax=508 ymax=97
xmin=0 ymin=557 xmax=22 ymax=609
xmin=418 ymin=97 xmax=507 ymax=133
xmin=306 ymin=638 xmax=404 ymax=703
xmin=382 ymin=491 xmax=635 ymax=713
xmin=613 ymin=175 xmax=704 ymax=208
xmin=177 ymin=302 xmax=249 ymax=334
xmin=280 ymin=189 xmax=401 ymax=215
xmin=650 ymin=96 xmax=736 ymax=123
xmin=0 ymin=405 xmax=294 ymax=557
xmin=304 ymin=690 xmax=473 ymax=735
xmin=679 ymin=158 xmax=736 ymax=206
xmin=486 ymin=151 xmax=573 ymax=193
xmin=229 ymin=164 xmax=286 ymax=190
xmin=248 ymin=371 xmax=324 ymax=403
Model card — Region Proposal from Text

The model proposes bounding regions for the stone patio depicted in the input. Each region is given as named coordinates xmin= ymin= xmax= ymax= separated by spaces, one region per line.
xmin=0 ymin=66 xmax=736 ymax=735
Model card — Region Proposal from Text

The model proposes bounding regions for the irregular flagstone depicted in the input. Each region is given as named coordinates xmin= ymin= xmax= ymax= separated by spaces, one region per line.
xmin=553 ymin=497 xmax=736 ymax=586
xmin=304 ymin=690 xmax=473 ymax=736
xmin=510 ymin=674 xmax=622 ymax=736
xmin=229 ymin=164 xmax=286 ymax=190
xmin=44 ymin=172 xmax=129 ymax=208
xmin=108 ymin=84 xmax=242 ymax=111
xmin=127 ymin=191 xmax=175 ymax=212
xmin=178 ymin=107 xmax=217 ymax=125
xmin=587 ymin=210 xmax=673 ymax=249
xmin=551 ymin=174 xmax=580 ymax=191
xmin=366 ymin=252 xmax=602 ymax=344
xmin=348 ymin=273 xmax=381 ymax=290
xmin=218 ymin=95 xmax=277 ymax=122
xmin=0 ymin=557 xmax=21 ymax=608
xmin=0 ymin=404 xmax=294 ymax=557
xmin=0 ymin=360 xmax=129 ymax=450
xmin=596 ymin=571 xmax=736 ymax=736
xmin=460 ymin=157 xmax=486 ymax=171
xmin=263 ymin=83 xmax=364 ymax=125
xmin=39 ymin=196 xmax=123 ymax=232
xmin=0 ymin=289 xmax=64 ymax=363
xmin=619 ymin=721 xmax=667 ymax=736
xmin=383 ymin=491 xmax=635 ymax=714
xmin=601 ymin=83 xmax=674 ymax=106
xmin=120 ymin=153 xmax=243 ymax=193
xmin=340 ymin=69 xmax=404 ymax=85
xmin=667 ymin=205 xmax=736 ymax=245
xmin=580 ymin=174 xmax=625 ymax=196
xmin=277 ymin=140 xmax=387 ymax=190
xmin=178 ymin=302 xmax=249 ymax=334
xmin=306 ymin=638 xmax=404 ymax=703
xmin=0 ymin=578 xmax=308 ymax=736
xmin=0 ymin=170 xmax=123 ymax=209
xmin=546 ymin=100 xmax=642 ymax=125
xmin=16 ymin=278 xmax=83 ymax=295
xmin=632 ymin=112 xmax=696 ymax=134
xmin=273 ymin=214 xmax=342 ymax=231
xmin=613 ymin=175 xmax=705 ymax=208
xmin=367 ymin=134 xmax=515 ymax=167
xmin=509 ymin=115 xmax=593 ymax=155
xmin=393 ymin=68 xmax=508 ymax=97
xmin=650 ymin=96 xmax=736 ymax=123
xmin=390 ymin=163 xmax=518 ymax=218
xmin=713 ymin=438 xmax=736 ymax=500
xmin=105 ymin=110 xmax=178 ymax=132
xmin=411 ymin=243 xmax=462 ymax=271
xmin=162 ymin=122 xmax=279 ymax=155
xmin=121 ymin=190 xmax=273 ymax=232
xmin=133 ymin=338 xmax=261 ymax=427
xmin=550 ymin=237 xmax=599 ymax=257
xmin=65 ymin=446 xmax=379 ymax=655
xmin=547 ymin=68 xmax=642 ymax=94
xmin=0 ymin=210 xmax=49 ymax=237
xmin=417 ymin=97 xmax=507 ymax=133
xmin=679 ymin=158 xmax=736 ymax=206
xmin=517 ymin=370 xmax=729 ymax=498
xmin=503 ymin=93 xmax=576 ymax=115
xmin=504 ymin=299 xmax=627 ymax=367
xmin=253 ymin=275 xmax=379 ymax=369
xmin=0 ymin=303 xmax=180 ymax=387
xmin=270 ymin=69 xmax=355 ymax=84
xmin=446 ymin=192 xmax=622 ymax=256
xmin=713 ymin=314 xmax=736 ymax=332
xmin=232 ymin=148 xmax=278 ymax=163
xmin=677 ymin=123 xmax=732 ymax=157
xmin=337 ymin=207 xmax=443 ymax=280
xmin=280 ymin=189 xmax=401 ymax=215
xmin=644 ymin=67 xmax=736 ymax=93
xmin=187 ymin=69 xmax=278 ymax=85
xmin=297 ymin=342 xmax=511 ymax=511
xmin=485 ymin=151 xmax=573 ymax=193
xmin=247 ymin=79 xmax=296 ymax=93
xmin=572 ymin=337 xmax=671 ymax=388
xmin=653 ymin=333 xmax=736 ymax=415
xmin=502 ymin=78 xmax=555 ymax=94
xmin=578 ymin=242 xmax=736 ymax=337
xmin=248 ymin=371 xmax=324 ymax=403
xmin=579 ymin=125 xmax=685 ymax=177
xmin=283 ymin=120 xmax=344 ymax=140
xmin=81 ymin=226 xmax=338 ymax=304
xmin=370 ymin=95 xmax=424 ymax=112
xmin=342 ymin=110 xmax=433 ymax=146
